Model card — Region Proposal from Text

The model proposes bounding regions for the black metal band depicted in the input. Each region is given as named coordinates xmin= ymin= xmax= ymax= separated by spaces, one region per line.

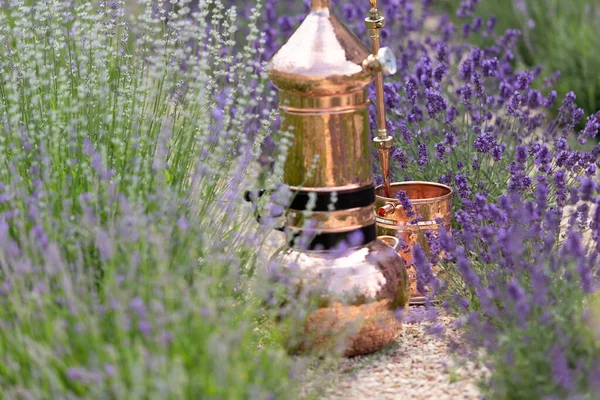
xmin=289 ymin=185 xmax=375 ymax=212
xmin=287 ymin=224 xmax=377 ymax=250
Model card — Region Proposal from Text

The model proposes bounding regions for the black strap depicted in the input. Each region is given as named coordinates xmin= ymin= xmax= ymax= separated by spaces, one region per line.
xmin=287 ymin=224 xmax=377 ymax=250
xmin=289 ymin=185 xmax=375 ymax=212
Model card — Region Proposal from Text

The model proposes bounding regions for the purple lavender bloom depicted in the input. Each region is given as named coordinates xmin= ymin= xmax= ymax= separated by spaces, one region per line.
xmin=177 ymin=217 xmax=189 ymax=232
xmin=138 ymin=320 xmax=152 ymax=336
xmin=417 ymin=144 xmax=429 ymax=166
xmin=572 ymin=108 xmax=585 ymax=126
xmin=516 ymin=72 xmax=533 ymax=91
xmin=399 ymin=123 xmax=413 ymax=144
xmin=456 ymin=0 xmax=480 ymax=18
xmin=159 ymin=330 xmax=174 ymax=346
xmin=433 ymin=63 xmax=447 ymax=83
xmin=507 ymin=279 xmax=525 ymax=303
xmin=556 ymin=137 xmax=568 ymax=151
xmin=527 ymin=89 xmax=543 ymax=109
xmin=472 ymin=71 xmax=484 ymax=98
xmin=129 ymin=297 xmax=146 ymax=318
xmin=395 ymin=190 xmax=415 ymax=218
xmin=445 ymin=131 xmax=458 ymax=148
xmin=515 ymin=146 xmax=528 ymax=164
xmin=435 ymin=142 xmax=447 ymax=161
xmin=491 ymin=144 xmax=506 ymax=161
xmin=347 ymin=229 xmax=365 ymax=247
xmin=455 ymin=174 xmax=472 ymax=199
xmin=404 ymin=77 xmax=418 ymax=106
xmin=436 ymin=43 xmax=447 ymax=63
xmin=487 ymin=15 xmax=497 ymax=32
xmin=393 ymin=148 xmax=407 ymax=169
xmin=95 ymin=229 xmax=114 ymax=261
xmin=536 ymin=180 xmax=548 ymax=210
xmin=551 ymin=345 xmax=575 ymax=391
xmin=461 ymin=22 xmax=471 ymax=38
xmin=455 ymin=247 xmax=481 ymax=289
xmin=472 ymin=16 xmax=483 ymax=32
xmin=482 ymin=57 xmax=498 ymax=77
xmin=473 ymin=132 xmax=496 ymax=153
xmin=460 ymin=59 xmax=473 ymax=80
xmin=446 ymin=105 xmax=459 ymax=123
xmin=563 ymin=232 xmax=585 ymax=258
xmin=67 ymin=367 xmax=87 ymax=382
xmin=343 ymin=4 xmax=357 ymax=21
xmin=506 ymin=91 xmax=522 ymax=117
xmin=104 ymin=363 xmax=116 ymax=377
xmin=460 ymin=84 xmax=472 ymax=105
xmin=580 ymin=177 xmax=595 ymax=202
xmin=384 ymin=82 xmax=401 ymax=109
xmin=497 ymin=29 xmax=521 ymax=50
xmin=537 ymin=146 xmax=554 ymax=173
xmin=552 ymin=170 xmax=568 ymax=207
xmin=425 ymin=88 xmax=447 ymax=118
xmin=374 ymin=174 xmax=384 ymax=187
xmin=427 ymin=324 xmax=445 ymax=337
xmin=579 ymin=112 xmax=600 ymax=144
xmin=543 ymin=90 xmax=558 ymax=108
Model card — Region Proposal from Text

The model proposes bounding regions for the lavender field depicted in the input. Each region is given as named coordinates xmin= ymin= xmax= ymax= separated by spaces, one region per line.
xmin=0 ymin=0 xmax=599 ymax=399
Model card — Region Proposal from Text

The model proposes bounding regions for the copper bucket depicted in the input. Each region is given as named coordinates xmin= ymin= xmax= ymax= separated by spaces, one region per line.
xmin=375 ymin=182 xmax=453 ymax=305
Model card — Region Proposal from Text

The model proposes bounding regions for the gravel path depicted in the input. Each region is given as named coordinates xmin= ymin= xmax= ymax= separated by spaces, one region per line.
xmin=301 ymin=315 xmax=484 ymax=400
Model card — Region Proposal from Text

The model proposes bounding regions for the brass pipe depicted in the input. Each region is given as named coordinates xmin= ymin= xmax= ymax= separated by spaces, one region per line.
xmin=311 ymin=0 xmax=331 ymax=10
xmin=366 ymin=0 xmax=393 ymax=198
xmin=369 ymin=19 xmax=386 ymax=132
xmin=377 ymin=202 xmax=396 ymax=217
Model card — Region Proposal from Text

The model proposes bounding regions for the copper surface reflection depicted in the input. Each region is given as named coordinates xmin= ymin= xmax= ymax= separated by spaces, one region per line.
xmin=375 ymin=182 xmax=453 ymax=304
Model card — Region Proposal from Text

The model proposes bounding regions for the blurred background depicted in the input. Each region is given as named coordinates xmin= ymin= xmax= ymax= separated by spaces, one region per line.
xmin=126 ymin=0 xmax=600 ymax=130
xmin=438 ymin=0 xmax=600 ymax=127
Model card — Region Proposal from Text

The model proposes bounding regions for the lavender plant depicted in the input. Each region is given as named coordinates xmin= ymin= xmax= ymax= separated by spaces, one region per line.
xmin=441 ymin=0 xmax=600 ymax=120
xmin=370 ymin=9 xmax=599 ymax=213
xmin=412 ymin=177 xmax=600 ymax=399
xmin=0 ymin=0 xmax=312 ymax=397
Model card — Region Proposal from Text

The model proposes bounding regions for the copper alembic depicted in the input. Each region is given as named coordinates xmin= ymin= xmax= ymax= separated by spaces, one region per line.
xmin=265 ymin=0 xmax=409 ymax=357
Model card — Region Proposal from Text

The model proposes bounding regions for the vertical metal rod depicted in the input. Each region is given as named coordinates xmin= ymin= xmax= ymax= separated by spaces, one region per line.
xmin=366 ymin=0 xmax=393 ymax=198
xmin=311 ymin=0 xmax=331 ymax=10
xmin=369 ymin=31 xmax=386 ymax=134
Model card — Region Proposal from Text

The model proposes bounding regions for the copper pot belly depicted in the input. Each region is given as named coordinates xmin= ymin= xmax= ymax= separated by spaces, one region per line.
xmin=272 ymin=237 xmax=408 ymax=357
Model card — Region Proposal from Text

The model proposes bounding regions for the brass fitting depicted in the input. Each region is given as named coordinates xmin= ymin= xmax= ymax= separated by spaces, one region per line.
xmin=373 ymin=135 xmax=394 ymax=150
xmin=364 ymin=13 xmax=385 ymax=30
xmin=362 ymin=47 xmax=397 ymax=75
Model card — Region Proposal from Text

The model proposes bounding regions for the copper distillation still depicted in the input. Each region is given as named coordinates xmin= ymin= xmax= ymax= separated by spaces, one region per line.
xmin=260 ymin=0 xmax=411 ymax=357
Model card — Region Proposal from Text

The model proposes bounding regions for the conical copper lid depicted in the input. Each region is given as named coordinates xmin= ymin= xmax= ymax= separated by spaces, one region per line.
xmin=268 ymin=0 xmax=372 ymax=96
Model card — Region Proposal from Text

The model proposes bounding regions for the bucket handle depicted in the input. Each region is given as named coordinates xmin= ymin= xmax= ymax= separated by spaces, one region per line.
xmin=378 ymin=235 xmax=402 ymax=252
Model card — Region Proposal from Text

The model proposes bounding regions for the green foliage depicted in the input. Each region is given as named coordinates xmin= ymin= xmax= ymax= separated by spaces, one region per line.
xmin=0 ymin=0 xmax=314 ymax=398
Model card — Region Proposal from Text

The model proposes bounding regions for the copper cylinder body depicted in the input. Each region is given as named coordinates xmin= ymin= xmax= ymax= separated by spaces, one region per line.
xmin=279 ymin=91 xmax=372 ymax=191
xmin=375 ymin=182 xmax=453 ymax=304
xmin=269 ymin=4 xmax=375 ymax=193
